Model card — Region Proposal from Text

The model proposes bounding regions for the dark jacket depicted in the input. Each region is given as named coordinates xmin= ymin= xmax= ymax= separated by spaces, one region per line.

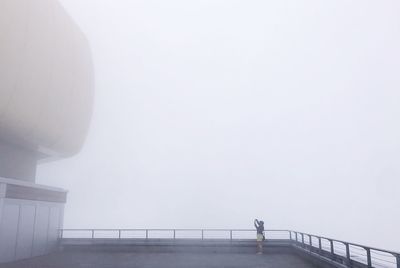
xmin=254 ymin=220 xmax=264 ymax=234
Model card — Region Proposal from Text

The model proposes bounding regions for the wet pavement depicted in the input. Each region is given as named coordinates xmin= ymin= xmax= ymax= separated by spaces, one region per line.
xmin=1 ymin=251 xmax=319 ymax=268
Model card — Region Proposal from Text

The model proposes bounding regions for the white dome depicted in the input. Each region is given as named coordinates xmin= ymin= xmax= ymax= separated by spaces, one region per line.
xmin=0 ymin=0 xmax=94 ymax=158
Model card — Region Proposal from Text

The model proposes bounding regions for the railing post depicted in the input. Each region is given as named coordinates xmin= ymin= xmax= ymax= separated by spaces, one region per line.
xmin=396 ymin=254 xmax=400 ymax=268
xmin=201 ymin=230 xmax=204 ymax=240
xmin=309 ymin=235 xmax=312 ymax=246
xmin=301 ymin=233 xmax=304 ymax=247
xmin=173 ymin=230 xmax=176 ymax=239
xmin=118 ymin=230 xmax=121 ymax=239
xmin=60 ymin=229 xmax=64 ymax=239
xmin=295 ymin=232 xmax=298 ymax=243
xmin=289 ymin=231 xmax=292 ymax=241
xmin=345 ymin=243 xmax=351 ymax=266
xmin=146 ymin=229 xmax=148 ymax=239
xmin=366 ymin=248 xmax=372 ymax=267
xmin=230 ymin=230 xmax=233 ymax=241
xmin=91 ymin=229 xmax=95 ymax=239
xmin=330 ymin=239 xmax=334 ymax=255
xmin=318 ymin=237 xmax=322 ymax=253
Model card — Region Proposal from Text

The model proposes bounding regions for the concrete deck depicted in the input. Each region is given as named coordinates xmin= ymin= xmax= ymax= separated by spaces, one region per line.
xmin=0 ymin=251 xmax=320 ymax=268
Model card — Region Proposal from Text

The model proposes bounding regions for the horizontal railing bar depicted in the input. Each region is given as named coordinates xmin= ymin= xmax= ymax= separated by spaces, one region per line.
xmin=371 ymin=256 xmax=397 ymax=264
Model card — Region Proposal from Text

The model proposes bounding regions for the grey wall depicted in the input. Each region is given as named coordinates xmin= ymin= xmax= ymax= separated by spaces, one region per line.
xmin=0 ymin=198 xmax=64 ymax=263
xmin=0 ymin=140 xmax=37 ymax=182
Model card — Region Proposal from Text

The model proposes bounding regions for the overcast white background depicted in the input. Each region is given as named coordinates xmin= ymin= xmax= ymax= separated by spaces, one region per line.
xmin=38 ymin=0 xmax=400 ymax=251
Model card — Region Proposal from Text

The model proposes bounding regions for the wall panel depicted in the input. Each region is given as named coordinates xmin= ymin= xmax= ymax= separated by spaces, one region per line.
xmin=32 ymin=205 xmax=50 ymax=257
xmin=0 ymin=204 xmax=19 ymax=263
xmin=15 ymin=204 xmax=35 ymax=260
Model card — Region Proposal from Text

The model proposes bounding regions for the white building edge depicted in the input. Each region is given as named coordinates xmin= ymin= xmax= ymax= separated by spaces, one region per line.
xmin=0 ymin=0 xmax=94 ymax=263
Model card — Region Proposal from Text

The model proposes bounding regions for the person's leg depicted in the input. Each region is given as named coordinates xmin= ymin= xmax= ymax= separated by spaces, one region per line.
xmin=257 ymin=241 xmax=262 ymax=254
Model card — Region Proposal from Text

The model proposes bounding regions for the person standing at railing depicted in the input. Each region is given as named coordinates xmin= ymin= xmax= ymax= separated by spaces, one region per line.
xmin=254 ymin=219 xmax=265 ymax=254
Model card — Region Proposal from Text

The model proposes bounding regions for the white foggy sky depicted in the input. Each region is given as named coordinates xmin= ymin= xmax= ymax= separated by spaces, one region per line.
xmin=38 ymin=0 xmax=400 ymax=251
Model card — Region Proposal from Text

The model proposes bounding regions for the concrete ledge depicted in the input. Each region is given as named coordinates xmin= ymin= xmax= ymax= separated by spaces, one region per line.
xmin=0 ymin=177 xmax=67 ymax=203
xmin=60 ymin=239 xmax=293 ymax=254
xmin=0 ymin=177 xmax=67 ymax=193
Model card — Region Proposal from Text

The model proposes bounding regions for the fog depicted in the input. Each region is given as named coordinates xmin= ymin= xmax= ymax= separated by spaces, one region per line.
xmin=38 ymin=0 xmax=400 ymax=251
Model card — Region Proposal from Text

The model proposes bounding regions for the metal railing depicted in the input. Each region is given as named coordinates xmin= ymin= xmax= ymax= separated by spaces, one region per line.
xmin=290 ymin=231 xmax=400 ymax=268
xmin=60 ymin=229 xmax=290 ymax=241
xmin=60 ymin=229 xmax=400 ymax=268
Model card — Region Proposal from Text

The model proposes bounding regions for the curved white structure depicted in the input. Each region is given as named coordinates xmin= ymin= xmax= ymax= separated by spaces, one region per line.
xmin=0 ymin=0 xmax=94 ymax=180
xmin=0 ymin=0 xmax=94 ymax=159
